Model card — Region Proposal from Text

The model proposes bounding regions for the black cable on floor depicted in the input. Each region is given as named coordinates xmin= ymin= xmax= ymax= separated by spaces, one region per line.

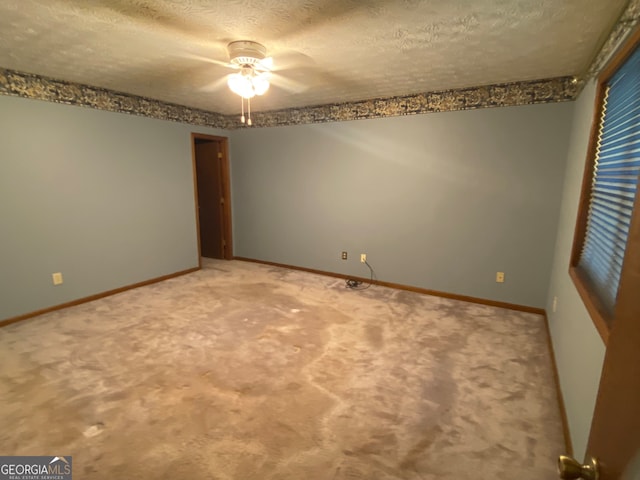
xmin=345 ymin=260 xmax=376 ymax=290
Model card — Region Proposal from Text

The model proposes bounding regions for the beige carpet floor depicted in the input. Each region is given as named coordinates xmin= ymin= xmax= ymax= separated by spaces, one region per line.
xmin=0 ymin=259 xmax=565 ymax=479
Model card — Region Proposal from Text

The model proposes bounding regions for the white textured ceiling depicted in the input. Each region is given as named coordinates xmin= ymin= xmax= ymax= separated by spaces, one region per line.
xmin=0 ymin=0 xmax=629 ymax=114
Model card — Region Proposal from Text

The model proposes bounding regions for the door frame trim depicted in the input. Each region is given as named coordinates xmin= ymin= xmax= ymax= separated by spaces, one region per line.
xmin=191 ymin=133 xmax=233 ymax=263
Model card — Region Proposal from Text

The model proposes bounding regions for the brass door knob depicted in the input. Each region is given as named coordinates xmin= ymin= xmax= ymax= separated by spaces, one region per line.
xmin=558 ymin=455 xmax=599 ymax=480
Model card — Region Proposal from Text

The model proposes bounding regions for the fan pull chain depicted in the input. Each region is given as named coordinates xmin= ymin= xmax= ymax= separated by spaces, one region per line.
xmin=247 ymin=97 xmax=252 ymax=126
xmin=240 ymin=96 xmax=245 ymax=124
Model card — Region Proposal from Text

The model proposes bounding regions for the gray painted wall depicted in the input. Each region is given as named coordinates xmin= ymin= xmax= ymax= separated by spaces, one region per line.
xmin=546 ymin=81 xmax=606 ymax=460
xmin=0 ymin=84 xmax=601 ymax=457
xmin=0 ymin=95 xmax=227 ymax=321
xmin=230 ymin=102 xmax=573 ymax=308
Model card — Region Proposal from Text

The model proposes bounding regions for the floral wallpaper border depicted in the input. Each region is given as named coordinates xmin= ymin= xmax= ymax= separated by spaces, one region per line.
xmin=0 ymin=67 xmax=578 ymax=130
xmin=587 ymin=0 xmax=640 ymax=79
xmin=247 ymin=77 xmax=578 ymax=128
xmin=0 ymin=68 xmax=236 ymax=130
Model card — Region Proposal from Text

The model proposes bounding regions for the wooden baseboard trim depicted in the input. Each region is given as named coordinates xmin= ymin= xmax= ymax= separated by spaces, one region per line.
xmin=0 ymin=266 xmax=201 ymax=328
xmin=542 ymin=312 xmax=574 ymax=456
xmin=233 ymin=256 xmax=545 ymax=315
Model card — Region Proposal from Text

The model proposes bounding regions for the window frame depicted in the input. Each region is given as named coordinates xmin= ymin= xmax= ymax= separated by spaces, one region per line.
xmin=570 ymin=26 xmax=640 ymax=345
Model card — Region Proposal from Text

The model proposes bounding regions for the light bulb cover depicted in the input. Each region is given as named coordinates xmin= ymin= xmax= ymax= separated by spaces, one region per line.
xmin=227 ymin=68 xmax=270 ymax=99
xmin=253 ymin=73 xmax=270 ymax=95
xmin=228 ymin=73 xmax=256 ymax=98
xmin=227 ymin=61 xmax=270 ymax=125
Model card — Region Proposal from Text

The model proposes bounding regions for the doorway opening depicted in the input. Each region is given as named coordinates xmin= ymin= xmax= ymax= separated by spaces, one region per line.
xmin=191 ymin=133 xmax=233 ymax=262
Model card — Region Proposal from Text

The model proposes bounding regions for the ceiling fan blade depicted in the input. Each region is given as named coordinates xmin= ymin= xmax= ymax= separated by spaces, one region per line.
xmin=122 ymin=61 xmax=215 ymax=89
xmin=268 ymin=50 xmax=316 ymax=72
xmin=268 ymin=73 xmax=309 ymax=94
xmin=269 ymin=62 xmax=359 ymax=93
xmin=200 ymin=76 xmax=230 ymax=93
xmin=257 ymin=57 xmax=274 ymax=71
xmin=181 ymin=52 xmax=236 ymax=69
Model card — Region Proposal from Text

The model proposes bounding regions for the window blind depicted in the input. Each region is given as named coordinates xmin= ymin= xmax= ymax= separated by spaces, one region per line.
xmin=579 ymin=45 xmax=640 ymax=314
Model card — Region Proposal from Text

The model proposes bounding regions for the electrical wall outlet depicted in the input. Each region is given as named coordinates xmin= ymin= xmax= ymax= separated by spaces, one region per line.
xmin=360 ymin=253 xmax=366 ymax=263
xmin=552 ymin=296 xmax=558 ymax=312
xmin=341 ymin=251 xmax=348 ymax=260
xmin=52 ymin=272 xmax=63 ymax=285
xmin=496 ymin=272 xmax=505 ymax=283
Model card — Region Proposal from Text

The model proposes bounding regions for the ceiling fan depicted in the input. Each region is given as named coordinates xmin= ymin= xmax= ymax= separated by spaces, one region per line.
xmin=187 ymin=38 xmax=360 ymax=126
xmin=224 ymin=40 xmax=272 ymax=126
xmin=184 ymin=40 xmax=328 ymax=124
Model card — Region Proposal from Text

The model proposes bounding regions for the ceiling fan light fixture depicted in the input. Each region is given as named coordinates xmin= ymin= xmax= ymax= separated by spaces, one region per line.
xmin=227 ymin=72 xmax=257 ymax=99
xmin=226 ymin=40 xmax=271 ymax=125
xmin=227 ymin=70 xmax=270 ymax=99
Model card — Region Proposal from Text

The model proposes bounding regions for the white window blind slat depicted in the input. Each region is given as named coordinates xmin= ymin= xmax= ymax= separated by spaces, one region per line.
xmin=578 ymin=44 xmax=640 ymax=314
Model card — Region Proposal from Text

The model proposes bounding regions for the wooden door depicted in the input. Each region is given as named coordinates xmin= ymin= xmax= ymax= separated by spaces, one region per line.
xmin=195 ymin=141 xmax=224 ymax=259
xmin=583 ymin=204 xmax=640 ymax=478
